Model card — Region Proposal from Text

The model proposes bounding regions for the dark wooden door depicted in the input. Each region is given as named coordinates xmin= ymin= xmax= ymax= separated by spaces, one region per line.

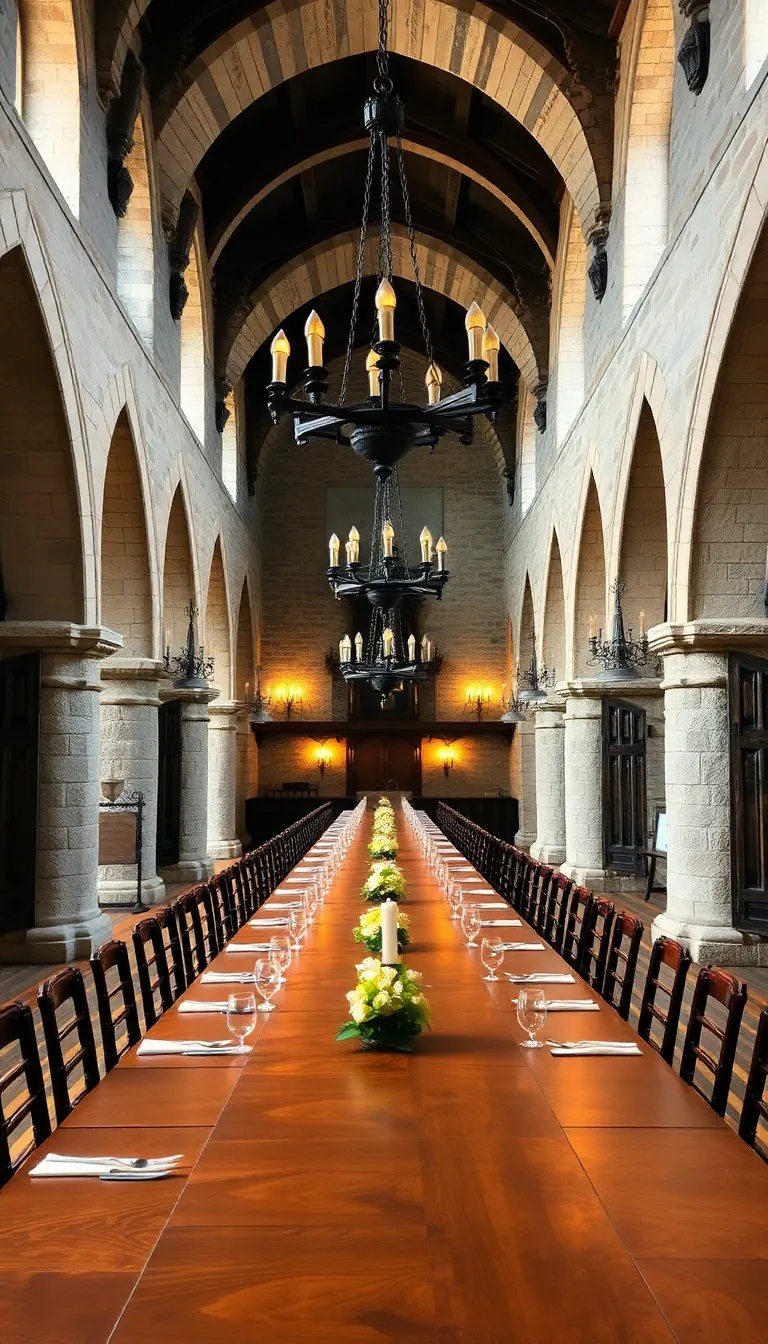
xmin=350 ymin=736 xmax=420 ymax=793
xmin=0 ymin=653 xmax=40 ymax=933
xmin=156 ymin=699 xmax=181 ymax=867
xmin=730 ymin=653 xmax=768 ymax=931
xmin=602 ymin=697 xmax=646 ymax=873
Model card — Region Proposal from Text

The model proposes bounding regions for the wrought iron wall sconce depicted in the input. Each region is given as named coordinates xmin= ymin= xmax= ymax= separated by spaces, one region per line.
xmin=517 ymin=642 xmax=555 ymax=704
xmin=465 ymin=685 xmax=493 ymax=720
xmin=315 ymin=744 xmax=332 ymax=776
xmin=163 ymin=601 xmax=214 ymax=690
xmin=500 ymin=685 xmax=528 ymax=723
xmin=274 ymin=685 xmax=304 ymax=718
xmin=438 ymin=746 xmax=455 ymax=778
xmin=587 ymin=578 xmax=656 ymax=681
xmin=243 ymin=670 xmax=272 ymax=721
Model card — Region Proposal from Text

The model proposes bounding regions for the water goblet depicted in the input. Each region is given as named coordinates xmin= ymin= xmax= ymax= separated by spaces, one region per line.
xmin=516 ymin=988 xmax=547 ymax=1049
xmin=446 ymin=882 xmax=462 ymax=921
xmin=269 ymin=934 xmax=291 ymax=986
xmin=226 ymin=992 xmax=258 ymax=1049
xmin=289 ymin=908 xmax=305 ymax=952
xmin=480 ymin=936 xmax=504 ymax=981
xmin=461 ymin=902 xmax=481 ymax=947
xmin=254 ymin=959 xmax=280 ymax=1013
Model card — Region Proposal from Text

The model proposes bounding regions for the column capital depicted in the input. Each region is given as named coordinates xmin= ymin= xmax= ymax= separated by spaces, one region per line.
xmin=556 ymin=676 xmax=662 ymax=701
xmin=0 ymin=622 xmax=122 ymax=659
xmin=159 ymin=683 xmax=219 ymax=708
xmin=648 ymin=618 xmax=768 ymax=659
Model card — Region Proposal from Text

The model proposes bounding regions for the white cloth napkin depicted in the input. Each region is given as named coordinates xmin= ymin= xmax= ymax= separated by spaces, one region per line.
xmin=499 ymin=942 xmax=546 ymax=952
xmin=514 ymin=997 xmax=600 ymax=1012
xmin=259 ymin=901 xmax=301 ymax=909
xmin=226 ymin=942 xmax=274 ymax=953
xmin=474 ymin=902 xmax=508 ymax=909
xmin=29 ymin=1153 xmax=182 ymax=1178
xmin=249 ymin=917 xmax=289 ymax=927
xmin=549 ymin=1042 xmax=642 ymax=1057
xmin=137 ymin=1038 xmax=251 ymax=1056
xmin=178 ymin=1000 xmax=232 ymax=1013
xmin=201 ymin=971 xmax=254 ymax=983
xmin=506 ymin=973 xmax=576 ymax=984
xmin=481 ymin=919 xmax=522 ymax=927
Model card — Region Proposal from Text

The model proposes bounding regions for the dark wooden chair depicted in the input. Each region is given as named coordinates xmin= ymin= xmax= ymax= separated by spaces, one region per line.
xmin=546 ymin=873 xmax=573 ymax=949
xmin=154 ymin=904 xmax=187 ymax=999
xmin=580 ymin=896 xmax=615 ymax=989
xmin=531 ymin=867 xmax=556 ymax=936
xmin=90 ymin=939 xmax=141 ymax=1071
xmin=638 ymin=806 xmax=667 ymax=902
xmin=0 ymin=1001 xmax=51 ymax=1188
xmin=132 ymin=915 xmax=177 ymax=1028
xmin=560 ymin=887 xmax=594 ymax=970
xmin=173 ymin=889 xmax=210 ymax=984
xmin=199 ymin=881 xmax=224 ymax=957
xmin=679 ymin=967 xmax=747 ymax=1116
xmin=602 ymin=912 xmax=644 ymax=1020
xmin=637 ymin=935 xmax=692 ymax=1064
xmin=223 ymin=868 xmax=246 ymax=932
xmin=739 ymin=1006 xmax=768 ymax=1158
xmin=37 ymin=968 xmax=100 ymax=1125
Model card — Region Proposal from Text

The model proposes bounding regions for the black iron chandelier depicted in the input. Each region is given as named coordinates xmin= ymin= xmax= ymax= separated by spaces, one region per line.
xmin=588 ymin=578 xmax=655 ymax=680
xmin=163 ymin=601 xmax=215 ymax=690
xmin=264 ymin=0 xmax=503 ymax=478
xmin=517 ymin=639 xmax=556 ymax=704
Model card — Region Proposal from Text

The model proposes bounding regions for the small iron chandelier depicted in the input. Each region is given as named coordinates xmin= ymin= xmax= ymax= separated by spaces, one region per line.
xmin=264 ymin=0 xmax=503 ymax=477
xmin=517 ymin=641 xmax=555 ymax=703
xmin=163 ymin=601 xmax=214 ymax=690
xmin=500 ymin=683 xmax=528 ymax=723
xmin=588 ymin=578 xmax=654 ymax=680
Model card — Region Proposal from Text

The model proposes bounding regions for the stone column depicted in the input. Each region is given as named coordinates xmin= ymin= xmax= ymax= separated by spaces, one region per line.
xmin=207 ymin=700 xmax=243 ymax=860
xmin=0 ymin=623 xmax=121 ymax=963
xmin=236 ymin=710 xmax=256 ymax=849
xmin=530 ymin=698 xmax=566 ymax=864
xmin=512 ymin=716 xmax=537 ymax=851
xmin=158 ymin=687 xmax=216 ymax=883
xmin=560 ymin=690 xmax=605 ymax=890
xmin=98 ymin=659 xmax=165 ymax=906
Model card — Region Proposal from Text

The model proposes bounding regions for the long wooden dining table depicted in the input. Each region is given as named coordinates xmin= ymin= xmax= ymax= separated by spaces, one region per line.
xmin=2 ymin=809 xmax=768 ymax=1342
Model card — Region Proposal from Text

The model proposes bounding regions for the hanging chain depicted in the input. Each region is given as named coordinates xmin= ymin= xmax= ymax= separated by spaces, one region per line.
xmin=396 ymin=136 xmax=435 ymax=373
xmin=339 ymin=135 xmax=376 ymax=406
xmin=376 ymin=0 xmax=391 ymax=90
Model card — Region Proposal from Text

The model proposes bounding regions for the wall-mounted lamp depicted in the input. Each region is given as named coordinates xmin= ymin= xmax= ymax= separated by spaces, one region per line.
xmin=274 ymin=684 xmax=304 ymax=718
xmin=315 ymin=744 xmax=332 ymax=776
xmin=438 ymin=746 xmax=455 ymax=778
xmin=465 ymin=685 xmax=492 ymax=720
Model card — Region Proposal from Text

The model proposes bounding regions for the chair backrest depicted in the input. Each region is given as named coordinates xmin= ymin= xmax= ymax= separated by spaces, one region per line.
xmin=222 ymin=868 xmax=246 ymax=932
xmin=602 ymin=912 xmax=644 ymax=1020
xmin=0 ymin=1001 xmax=51 ymax=1188
xmin=547 ymin=873 xmax=574 ymax=950
xmin=739 ymin=1006 xmax=768 ymax=1157
xmin=680 ymin=966 xmax=747 ymax=1115
xmin=580 ymin=897 xmax=616 ymax=989
xmin=560 ymin=887 xmax=594 ymax=970
xmin=37 ymin=968 xmax=100 ymax=1125
xmin=89 ymin=939 xmax=141 ymax=1071
xmin=154 ymin=905 xmax=187 ymax=999
xmin=531 ymin=867 xmax=555 ymax=935
xmin=173 ymin=889 xmax=210 ymax=983
xmin=637 ymin=935 xmax=692 ymax=1063
xmin=132 ymin=915 xmax=176 ymax=1028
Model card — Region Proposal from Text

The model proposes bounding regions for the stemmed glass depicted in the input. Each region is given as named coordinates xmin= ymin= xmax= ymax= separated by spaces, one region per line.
xmin=226 ymin=992 xmax=258 ymax=1049
xmin=516 ymin=988 xmax=547 ymax=1048
xmin=480 ymin=936 xmax=504 ymax=981
xmin=446 ymin=882 xmax=462 ymax=921
xmin=461 ymin=903 xmax=481 ymax=947
xmin=269 ymin=935 xmax=291 ymax=987
xmin=289 ymin=907 xmax=306 ymax=952
xmin=254 ymin=959 xmax=280 ymax=1012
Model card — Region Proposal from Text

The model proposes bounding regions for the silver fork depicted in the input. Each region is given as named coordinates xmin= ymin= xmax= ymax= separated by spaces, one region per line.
xmin=45 ymin=1154 xmax=182 ymax=1170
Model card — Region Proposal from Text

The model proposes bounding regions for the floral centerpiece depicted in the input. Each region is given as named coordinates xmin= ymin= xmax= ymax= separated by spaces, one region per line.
xmin=353 ymin=906 xmax=410 ymax=954
xmin=362 ymin=861 xmax=407 ymax=903
xmin=336 ymin=958 xmax=430 ymax=1051
xmin=368 ymin=833 xmax=399 ymax=860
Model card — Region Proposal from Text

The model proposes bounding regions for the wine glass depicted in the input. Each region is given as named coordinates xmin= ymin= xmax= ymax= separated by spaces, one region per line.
xmin=289 ymin=907 xmax=306 ymax=952
xmin=516 ymin=988 xmax=547 ymax=1048
xmin=254 ymin=959 xmax=280 ymax=1012
xmin=446 ymin=882 xmax=462 ymax=921
xmin=226 ymin=992 xmax=258 ymax=1049
xmin=269 ymin=935 xmax=291 ymax=986
xmin=480 ymin=936 xmax=504 ymax=981
xmin=461 ymin=902 xmax=481 ymax=947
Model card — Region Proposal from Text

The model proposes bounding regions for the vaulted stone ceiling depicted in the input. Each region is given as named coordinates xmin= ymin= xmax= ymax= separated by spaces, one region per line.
xmin=97 ymin=0 xmax=624 ymax=478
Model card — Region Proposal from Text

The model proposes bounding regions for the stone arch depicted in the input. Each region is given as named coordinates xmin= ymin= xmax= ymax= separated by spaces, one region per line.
xmin=161 ymin=482 xmax=197 ymax=653
xmin=205 ymin=536 xmax=233 ymax=698
xmin=745 ymin=0 xmax=768 ymax=88
xmin=622 ymin=0 xmax=675 ymax=320
xmin=99 ymin=408 xmax=153 ymax=656
xmin=541 ymin=529 xmax=566 ymax=682
xmin=0 ymin=192 xmax=97 ymax=621
xmin=516 ymin=574 xmax=537 ymax=678
xmin=117 ymin=106 xmax=154 ymax=349
xmin=17 ymin=0 xmax=81 ymax=214
xmin=221 ymin=386 xmax=239 ymax=502
xmin=616 ymin=400 xmax=669 ymax=636
xmin=690 ymin=218 xmax=768 ymax=620
xmin=180 ymin=233 xmax=207 ymax=442
xmin=0 ymin=243 xmax=85 ymax=622
xmin=155 ymin=0 xmax=605 ymax=239
xmin=572 ymin=472 xmax=607 ymax=678
xmin=554 ymin=197 xmax=587 ymax=444
xmin=518 ymin=389 xmax=537 ymax=515
xmin=676 ymin=141 xmax=768 ymax=621
xmin=226 ymin=228 xmax=544 ymax=392
xmin=235 ymin=578 xmax=256 ymax=700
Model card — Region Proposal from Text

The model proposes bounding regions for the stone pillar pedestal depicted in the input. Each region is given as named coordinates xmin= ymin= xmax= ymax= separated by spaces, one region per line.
xmin=511 ymin=715 xmax=537 ymax=851
xmin=530 ymin=698 xmax=566 ymax=865
xmin=98 ymin=659 xmax=165 ymax=906
xmin=560 ymin=691 xmax=605 ymax=890
xmin=0 ymin=623 xmax=121 ymax=963
xmin=159 ymin=687 xmax=216 ymax=883
xmin=207 ymin=700 xmax=243 ymax=861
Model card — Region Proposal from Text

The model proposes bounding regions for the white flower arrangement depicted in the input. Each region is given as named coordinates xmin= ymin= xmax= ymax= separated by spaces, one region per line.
xmin=353 ymin=906 xmax=410 ymax=953
xmin=361 ymin=861 xmax=407 ymax=903
xmin=336 ymin=957 xmax=430 ymax=1050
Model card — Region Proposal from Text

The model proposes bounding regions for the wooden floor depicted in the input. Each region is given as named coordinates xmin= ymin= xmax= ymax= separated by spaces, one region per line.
xmin=3 ymin=811 xmax=768 ymax=1342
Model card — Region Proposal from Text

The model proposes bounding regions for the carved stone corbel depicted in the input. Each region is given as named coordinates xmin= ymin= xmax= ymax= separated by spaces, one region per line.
xmin=105 ymin=51 xmax=144 ymax=218
xmin=587 ymin=209 xmax=611 ymax=303
xmin=168 ymin=194 xmax=200 ymax=320
xmin=502 ymin=466 xmax=515 ymax=508
xmin=678 ymin=2 xmax=710 ymax=95
xmin=533 ymin=381 xmax=548 ymax=435
xmin=215 ymin=378 xmax=233 ymax=433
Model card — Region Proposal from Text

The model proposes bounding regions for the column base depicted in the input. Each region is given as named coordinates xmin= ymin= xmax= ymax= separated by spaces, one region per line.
xmin=159 ymin=858 xmax=215 ymax=883
xmin=651 ymin=912 xmax=768 ymax=966
xmin=559 ymin=861 xmax=607 ymax=892
xmin=0 ymin=913 xmax=114 ymax=964
xmin=207 ymin=839 xmax=243 ymax=861
xmin=97 ymin=876 xmax=166 ymax=907
xmin=514 ymin=830 xmax=536 ymax=854
xmin=530 ymin=841 xmax=566 ymax=865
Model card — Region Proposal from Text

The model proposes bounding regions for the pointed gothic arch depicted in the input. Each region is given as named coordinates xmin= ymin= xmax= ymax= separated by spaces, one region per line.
xmin=573 ymin=473 xmax=607 ymax=678
xmin=541 ymin=530 xmax=566 ymax=682
xmin=205 ymin=537 xmax=233 ymax=698
xmin=616 ymin=400 xmax=669 ymax=636
xmin=99 ymin=409 xmax=153 ymax=655
xmin=17 ymin=0 xmax=81 ymax=214
xmin=117 ymin=107 xmax=154 ymax=349
xmin=162 ymin=483 xmax=197 ymax=651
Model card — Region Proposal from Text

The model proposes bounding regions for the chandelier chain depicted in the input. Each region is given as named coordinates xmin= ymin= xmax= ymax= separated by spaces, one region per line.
xmin=339 ymin=134 xmax=376 ymax=405
xmin=396 ymin=137 xmax=435 ymax=373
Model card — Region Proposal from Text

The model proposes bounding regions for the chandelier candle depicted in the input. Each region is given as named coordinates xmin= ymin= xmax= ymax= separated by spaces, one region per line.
xmin=380 ymin=899 xmax=400 ymax=966
xmin=425 ymin=363 xmax=442 ymax=405
xmin=420 ymin=527 xmax=433 ymax=564
xmin=465 ymin=302 xmax=486 ymax=361
xmin=270 ymin=330 xmax=290 ymax=383
xmin=483 ymin=326 xmax=500 ymax=382
xmin=329 ymin=533 xmax=340 ymax=566
xmin=382 ymin=521 xmax=395 ymax=558
xmin=355 ymin=632 xmax=364 ymax=660
xmin=304 ymin=310 xmax=325 ymax=367
xmin=436 ymin=537 xmax=447 ymax=571
xmin=366 ymin=349 xmax=380 ymax=397
xmin=407 ymin=634 xmax=416 ymax=661
xmin=375 ymin=278 xmax=397 ymax=342
xmin=382 ymin=628 xmax=395 ymax=657
xmin=349 ymin=526 xmax=360 ymax=563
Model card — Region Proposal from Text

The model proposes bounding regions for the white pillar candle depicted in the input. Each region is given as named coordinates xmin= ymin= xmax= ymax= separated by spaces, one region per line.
xmin=407 ymin=633 xmax=416 ymax=662
xmin=380 ymin=899 xmax=399 ymax=964
xmin=354 ymin=631 xmax=364 ymax=661
xmin=329 ymin=533 xmax=340 ymax=566
xmin=382 ymin=627 xmax=395 ymax=658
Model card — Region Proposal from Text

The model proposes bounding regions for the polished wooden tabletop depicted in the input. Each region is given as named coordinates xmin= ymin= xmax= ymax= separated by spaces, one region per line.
xmin=3 ymin=811 xmax=768 ymax=1343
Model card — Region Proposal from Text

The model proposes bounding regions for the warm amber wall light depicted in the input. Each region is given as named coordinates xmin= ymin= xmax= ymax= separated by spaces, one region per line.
xmin=314 ymin=745 xmax=332 ymax=775
xmin=437 ymin=746 xmax=456 ymax=777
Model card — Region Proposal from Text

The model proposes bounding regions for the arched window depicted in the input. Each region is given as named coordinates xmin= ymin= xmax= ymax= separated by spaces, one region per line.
xmin=519 ymin=391 xmax=537 ymax=514
xmin=116 ymin=110 xmax=154 ymax=349
xmin=180 ymin=237 xmax=207 ymax=442
xmin=18 ymin=0 xmax=80 ymax=215
xmin=555 ymin=201 xmax=586 ymax=443
xmin=745 ymin=0 xmax=768 ymax=87
xmin=221 ymin=388 xmax=238 ymax=501
xmin=622 ymin=0 xmax=675 ymax=320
